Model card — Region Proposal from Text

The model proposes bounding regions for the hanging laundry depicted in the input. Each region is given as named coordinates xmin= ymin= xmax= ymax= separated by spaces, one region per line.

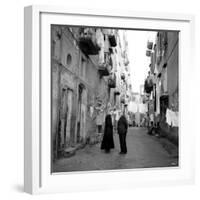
xmin=150 ymin=114 xmax=154 ymax=123
xmin=166 ymin=108 xmax=179 ymax=127
xmin=166 ymin=109 xmax=172 ymax=126
xmin=171 ymin=111 xmax=179 ymax=127
xmin=96 ymin=29 xmax=104 ymax=48
xmin=90 ymin=106 xmax=94 ymax=117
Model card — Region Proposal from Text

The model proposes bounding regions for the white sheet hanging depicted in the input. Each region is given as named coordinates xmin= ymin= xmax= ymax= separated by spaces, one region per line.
xmin=166 ymin=108 xmax=179 ymax=127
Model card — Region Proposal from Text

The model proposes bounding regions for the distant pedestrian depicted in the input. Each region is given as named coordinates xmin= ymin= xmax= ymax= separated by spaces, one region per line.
xmin=117 ymin=114 xmax=128 ymax=154
xmin=147 ymin=121 xmax=154 ymax=135
xmin=101 ymin=114 xmax=115 ymax=153
xmin=150 ymin=114 xmax=154 ymax=126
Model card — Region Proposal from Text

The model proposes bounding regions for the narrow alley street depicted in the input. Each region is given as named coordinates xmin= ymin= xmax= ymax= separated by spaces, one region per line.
xmin=53 ymin=127 xmax=178 ymax=173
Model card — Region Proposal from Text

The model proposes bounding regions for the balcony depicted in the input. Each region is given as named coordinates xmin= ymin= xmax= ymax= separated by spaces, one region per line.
xmin=78 ymin=28 xmax=100 ymax=55
xmin=124 ymin=59 xmax=129 ymax=66
xmin=147 ymin=41 xmax=153 ymax=50
xmin=108 ymin=34 xmax=117 ymax=47
xmin=98 ymin=53 xmax=112 ymax=77
xmin=109 ymin=47 xmax=114 ymax=54
xmin=121 ymin=73 xmax=126 ymax=80
xmin=146 ymin=50 xmax=151 ymax=57
xmin=144 ymin=78 xmax=153 ymax=94
xmin=98 ymin=65 xmax=110 ymax=77
xmin=120 ymin=97 xmax=125 ymax=104
xmin=108 ymin=74 xmax=116 ymax=88
xmin=114 ymin=88 xmax=120 ymax=95
xmin=124 ymin=53 xmax=129 ymax=66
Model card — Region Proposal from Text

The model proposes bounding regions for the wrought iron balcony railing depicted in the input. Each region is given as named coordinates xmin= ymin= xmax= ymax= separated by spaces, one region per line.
xmin=78 ymin=28 xmax=100 ymax=55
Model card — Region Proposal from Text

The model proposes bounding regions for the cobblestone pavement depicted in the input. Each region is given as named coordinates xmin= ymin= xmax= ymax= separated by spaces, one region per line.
xmin=53 ymin=127 xmax=178 ymax=173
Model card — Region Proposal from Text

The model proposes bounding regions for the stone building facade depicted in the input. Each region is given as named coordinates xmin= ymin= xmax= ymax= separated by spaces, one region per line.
xmin=51 ymin=26 xmax=131 ymax=161
xmin=144 ymin=31 xmax=179 ymax=144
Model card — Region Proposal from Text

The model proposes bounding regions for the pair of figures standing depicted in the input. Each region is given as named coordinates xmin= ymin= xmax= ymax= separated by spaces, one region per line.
xmin=100 ymin=114 xmax=128 ymax=154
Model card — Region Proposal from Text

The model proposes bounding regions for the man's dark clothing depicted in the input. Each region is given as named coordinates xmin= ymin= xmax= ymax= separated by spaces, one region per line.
xmin=117 ymin=115 xmax=128 ymax=154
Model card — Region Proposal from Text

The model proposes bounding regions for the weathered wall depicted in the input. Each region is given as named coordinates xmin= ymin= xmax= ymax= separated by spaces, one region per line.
xmin=60 ymin=27 xmax=79 ymax=75
xmin=160 ymin=32 xmax=179 ymax=144
xmin=51 ymin=27 xmax=80 ymax=157
xmin=51 ymin=25 xmax=62 ymax=160
xmin=167 ymin=35 xmax=179 ymax=111
xmin=85 ymin=58 xmax=108 ymax=141
xmin=156 ymin=31 xmax=179 ymax=108
xmin=51 ymin=26 xmax=109 ymax=158
xmin=51 ymin=61 xmax=60 ymax=160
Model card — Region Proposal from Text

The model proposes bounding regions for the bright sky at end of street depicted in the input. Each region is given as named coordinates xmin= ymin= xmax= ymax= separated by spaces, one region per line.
xmin=126 ymin=30 xmax=157 ymax=94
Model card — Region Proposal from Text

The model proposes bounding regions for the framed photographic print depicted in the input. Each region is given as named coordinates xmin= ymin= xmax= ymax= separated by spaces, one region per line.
xmin=24 ymin=5 xmax=195 ymax=194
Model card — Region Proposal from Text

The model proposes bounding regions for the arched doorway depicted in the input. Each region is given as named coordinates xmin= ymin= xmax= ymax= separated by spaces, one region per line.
xmin=58 ymin=87 xmax=73 ymax=151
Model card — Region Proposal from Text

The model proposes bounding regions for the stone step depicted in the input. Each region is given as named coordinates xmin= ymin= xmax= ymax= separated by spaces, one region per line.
xmin=62 ymin=133 xmax=102 ymax=158
xmin=63 ymin=147 xmax=76 ymax=158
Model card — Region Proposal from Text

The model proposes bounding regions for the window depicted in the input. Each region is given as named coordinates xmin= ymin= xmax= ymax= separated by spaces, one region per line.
xmin=81 ymin=57 xmax=86 ymax=78
xmin=66 ymin=53 xmax=72 ymax=66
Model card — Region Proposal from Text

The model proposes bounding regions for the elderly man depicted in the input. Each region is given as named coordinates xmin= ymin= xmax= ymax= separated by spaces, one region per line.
xmin=117 ymin=113 xmax=128 ymax=154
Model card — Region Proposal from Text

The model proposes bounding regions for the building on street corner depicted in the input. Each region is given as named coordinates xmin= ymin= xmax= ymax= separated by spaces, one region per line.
xmin=144 ymin=31 xmax=179 ymax=145
xmin=51 ymin=25 xmax=132 ymax=162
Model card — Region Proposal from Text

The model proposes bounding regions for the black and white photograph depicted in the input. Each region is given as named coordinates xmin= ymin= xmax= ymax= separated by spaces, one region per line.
xmin=51 ymin=25 xmax=179 ymax=173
